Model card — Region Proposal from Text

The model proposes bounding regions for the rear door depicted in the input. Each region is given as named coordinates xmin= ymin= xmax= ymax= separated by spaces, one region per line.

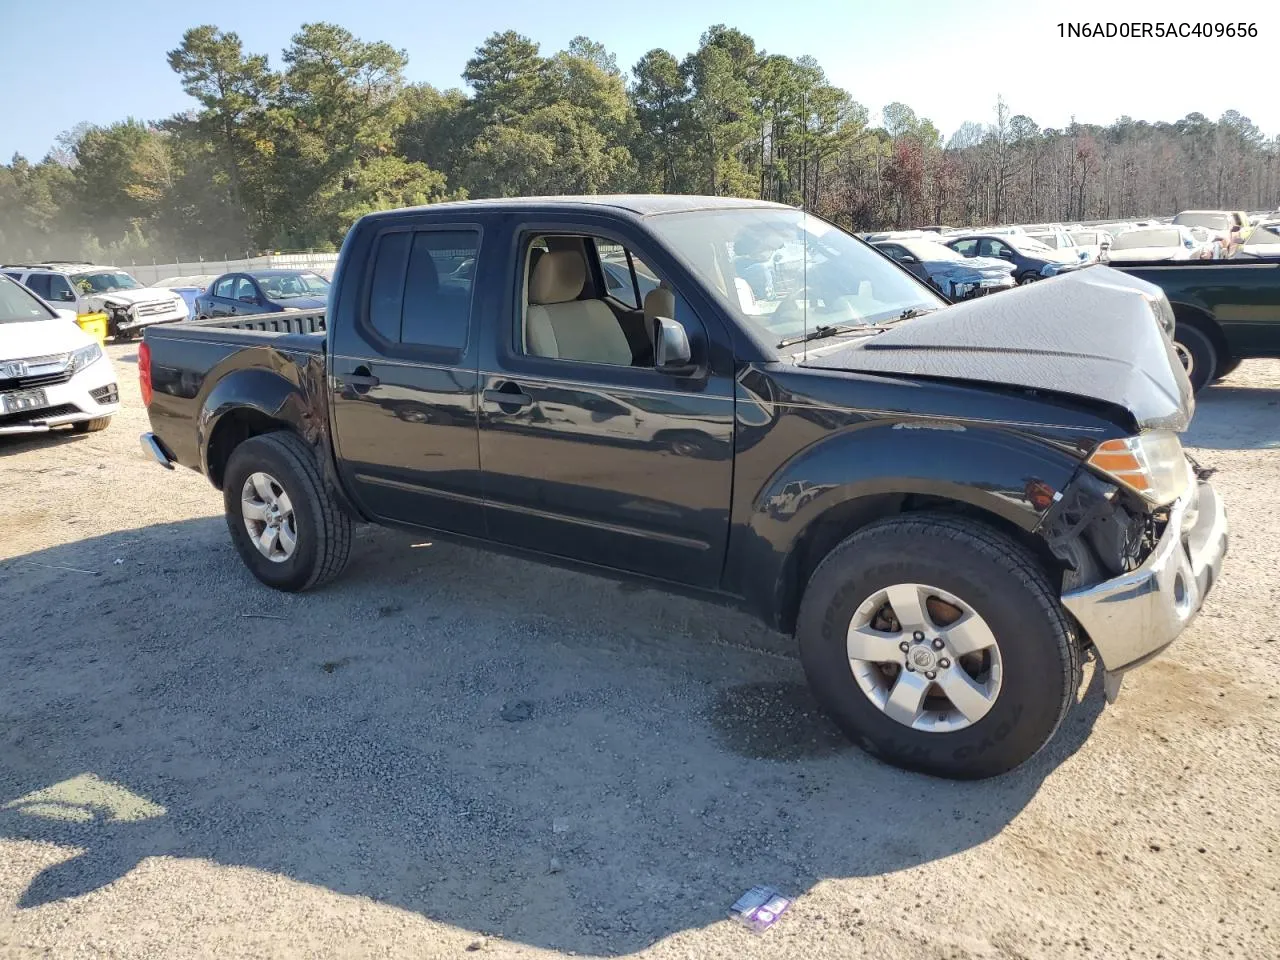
xmin=205 ymin=276 xmax=238 ymax=317
xmin=475 ymin=214 xmax=735 ymax=589
xmin=328 ymin=216 xmax=486 ymax=536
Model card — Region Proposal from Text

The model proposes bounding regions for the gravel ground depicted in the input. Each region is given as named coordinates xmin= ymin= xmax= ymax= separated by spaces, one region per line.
xmin=1 ymin=344 xmax=1278 ymax=960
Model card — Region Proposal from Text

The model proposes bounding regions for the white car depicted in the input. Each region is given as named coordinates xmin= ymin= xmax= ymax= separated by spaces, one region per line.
xmin=1107 ymin=226 xmax=1200 ymax=262
xmin=0 ymin=274 xmax=119 ymax=436
xmin=1067 ymin=228 xmax=1113 ymax=263
xmin=1025 ymin=228 xmax=1093 ymax=263
xmin=0 ymin=262 xmax=188 ymax=341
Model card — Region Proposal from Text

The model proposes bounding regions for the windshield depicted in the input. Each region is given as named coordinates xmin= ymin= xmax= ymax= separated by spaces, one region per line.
xmin=0 ymin=275 xmax=56 ymax=324
xmin=1173 ymin=212 xmax=1230 ymax=231
xmin=898 ymin=238 xmax=964 ymax=261
xmin=1112 ymin=229 xmax=1181 ymax=250
xmin=1244 ymin=222 xmax=1280 ymax=246
xmin=71 ymin=270 xmax=141 ymax=294
xmin=256 ymin=272 xmax=331 ymax=299
xmin=646 ymin=208 xmax=944 ymax=348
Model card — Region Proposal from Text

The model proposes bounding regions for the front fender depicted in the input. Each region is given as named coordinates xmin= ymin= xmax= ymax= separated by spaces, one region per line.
xmin=197 ymin=368 xmax=314 ymax=479
xmin=724 ymin=420 xmax=1085 ymax=630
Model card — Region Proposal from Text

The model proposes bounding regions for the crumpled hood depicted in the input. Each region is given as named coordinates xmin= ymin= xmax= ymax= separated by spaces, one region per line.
xmin=92 ymin=288 xmax=178 ymax=307
xmin=799 ymin=266 xmax=1193 ymax=432
xmin=0 ymin=317 xmax=93 ymax=361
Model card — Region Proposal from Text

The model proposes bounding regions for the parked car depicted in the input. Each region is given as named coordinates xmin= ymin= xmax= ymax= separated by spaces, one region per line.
xmin=872 ymin=237 xmax=1015 ymax=298
xmin=1025 ymin=229 xmax=1092 ymax=263
xmin=0 ymin=273 xmax=119 ymax=435
xmin=1068 ymin=228 xmax=1113 ymax=262
xmin=1231 ymin=219 xmax=1280 ymax=259
xmin=0 ymin=262 xmax=187 ymax=340
xmin=194 ymin=270 xmax=331 ymax=318
xmin=1172 ymin=210 xmax=1246 ymax=257
xmin=153 ymin=274 xmax=218 ymax=317
xmin=944 ymin=233 xmax=1080 ymax=283
xmin=139 ymin=195 xmax=1226 ymax=781
xmin=1108 ymin=258 xmax=1280 ymax=390
xmin=1107 ymin=226 xmax=1201 ymax=262
xmin=1184 ymin=226 xmax=1223 ymax=259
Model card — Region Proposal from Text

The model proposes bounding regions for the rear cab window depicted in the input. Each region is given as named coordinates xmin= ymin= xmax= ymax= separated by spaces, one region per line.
xmin=365 ymin=227 xmax=481 ymax=356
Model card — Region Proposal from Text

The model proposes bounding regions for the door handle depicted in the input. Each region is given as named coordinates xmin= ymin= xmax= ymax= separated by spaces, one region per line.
xmin=483 ymin=386 xmax=532 ymax=409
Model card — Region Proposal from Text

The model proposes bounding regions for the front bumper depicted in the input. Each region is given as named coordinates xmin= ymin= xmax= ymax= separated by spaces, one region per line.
xmin=0 ymin=359 xmax=120 ymax=435
xmin=1062 ymin=480 xmax=1228 ymax=688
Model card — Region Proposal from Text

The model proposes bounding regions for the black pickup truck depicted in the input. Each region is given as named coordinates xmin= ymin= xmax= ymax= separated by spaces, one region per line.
xmin=140 ymin=196 xmax=1227 ymax=780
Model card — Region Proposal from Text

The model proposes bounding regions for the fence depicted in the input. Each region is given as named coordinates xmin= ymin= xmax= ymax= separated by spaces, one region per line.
xmin=111 ymin=253 xmax=341 ymax=286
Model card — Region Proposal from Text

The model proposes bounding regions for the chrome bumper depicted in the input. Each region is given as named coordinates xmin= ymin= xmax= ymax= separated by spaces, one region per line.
xmin=1061 ymin=480 xmax=1228 ymax=692
xmin=140 ymin=432 xmax=175 ymax=469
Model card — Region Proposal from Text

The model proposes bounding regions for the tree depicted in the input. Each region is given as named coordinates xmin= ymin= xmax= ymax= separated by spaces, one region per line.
xmin=463 ymin=31 xmax=547 ymax=126
xmin=631 ymin=49 xmax=692 ymax=192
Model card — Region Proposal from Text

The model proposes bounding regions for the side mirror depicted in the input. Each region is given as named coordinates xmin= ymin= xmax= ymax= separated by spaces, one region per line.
xmin=653 ymin=316 xmax=693 ymax=372
xmin=998 ymin=251 xmax=1014 ymax=260
xmin=900 ymin=254 xmax=920 ymax=264
xmin=58 ymin=290 xmax=76 ymax=302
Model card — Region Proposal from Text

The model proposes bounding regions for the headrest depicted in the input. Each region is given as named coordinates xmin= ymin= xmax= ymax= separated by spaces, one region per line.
xmin=643 ymin=281 xmax=675 ymax=320
xmin=529 ymin=250 xmax=586 ymax=305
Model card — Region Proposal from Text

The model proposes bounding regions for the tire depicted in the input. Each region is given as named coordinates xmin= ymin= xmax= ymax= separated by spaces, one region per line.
xmin=1017 ymin=272 xmax=1040 ymax=285
xmin=796 ymin=513 xmax=1081 ymax=780
xmin=73 ymin=416 xmax=111 ymax=433
xmin=1173 ymin=324 xmax=1218 ymax=393
xmin=222 ymin=431 xmax=352 ymax=591
xmin=1213 ymin=357 xmax=1243 ymax=383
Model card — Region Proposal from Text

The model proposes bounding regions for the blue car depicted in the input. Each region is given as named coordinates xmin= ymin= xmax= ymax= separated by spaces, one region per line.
xmin=873 ymin=238 xmax=1015 ymax=299
xmin=195 ymin=270 xmax=331 ymax=318
xmin=944 ymin=234 xmax=1081 ymax=285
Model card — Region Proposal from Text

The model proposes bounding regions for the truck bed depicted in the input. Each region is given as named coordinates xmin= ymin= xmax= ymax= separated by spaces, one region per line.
xmin=183 ymin=308 xmax=327 ymax=336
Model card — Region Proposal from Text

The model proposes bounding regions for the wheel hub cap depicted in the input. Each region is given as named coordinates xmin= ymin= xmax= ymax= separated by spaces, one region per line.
xmin=846 ymin=583 xmax=1004 ymax=733
xmin=241 ymin=471 xmax=297 ymax=564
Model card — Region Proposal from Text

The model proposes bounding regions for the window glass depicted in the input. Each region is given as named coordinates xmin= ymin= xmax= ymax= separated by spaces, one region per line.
xmin=596 ymin=241 xmax=636 ymax=307
xmin=24 ymin=274 xmax=52 ymax=298
xmin=213 ymin=278 xmax=233 ymax=298
xmin=879 ymin=244 xmax=907 ymax=261
xmin=951 ymin=239 xmax=978 ymax=257
xmin=3 ymin=271 xmax=24 ymax=281
xmin=234 ymin=277 xmax=257 ymax=301
xmin=368 ymin=229 xmax=478 ymax=350
xmin=401 ymin=230 xmax=477 ymax=349
xmin=47 ymin=274 xmax=75 ymax=302
xmin=0 ymin=275 xmax=55 ymax=323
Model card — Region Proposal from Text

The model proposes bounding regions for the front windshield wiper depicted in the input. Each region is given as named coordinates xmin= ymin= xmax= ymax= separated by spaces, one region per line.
xmin=776 ymin=324 xmax=876 ymax=348
xmin=891 ymin=307 xmax=938 ymax=322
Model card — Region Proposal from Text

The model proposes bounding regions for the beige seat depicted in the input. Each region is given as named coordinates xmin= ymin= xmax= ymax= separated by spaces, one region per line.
xmin=642 ymin=281 xmax=676 ymax=359
xmin=526 ymin=250 xmax=633 ymax=366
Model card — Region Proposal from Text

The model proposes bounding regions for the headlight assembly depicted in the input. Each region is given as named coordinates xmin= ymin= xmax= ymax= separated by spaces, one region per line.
xmin=66 ymin=342 xmax=104 ymax=375
xmin=1086 ymin=431 xmax=1191 ymax=507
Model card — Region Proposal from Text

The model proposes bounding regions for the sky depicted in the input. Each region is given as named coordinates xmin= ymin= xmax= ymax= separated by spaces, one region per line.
xmin=3 ymin=0 xmax=1279 ymax=160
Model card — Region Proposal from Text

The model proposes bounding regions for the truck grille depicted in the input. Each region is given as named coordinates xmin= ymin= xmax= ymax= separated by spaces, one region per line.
xmin=135 ymin=299 xmax=179 ymax=317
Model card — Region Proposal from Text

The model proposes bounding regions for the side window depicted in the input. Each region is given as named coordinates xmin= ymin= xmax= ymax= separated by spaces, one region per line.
xmin=234 ymin=277 xmax=257 ymax=301
xmin=951 ymin=239 xmax=977 ymax=257
xmin=213 ymin=278 xmax=233 ymax=298
xmin=47 ymin=274 xmax=75 ymax=302
xmin=367 ymin=228 xmax=478 ymax=352
xmin=25 ymin=274 xmax=52 ymax=299
xmin=880 ymin=244 xmax=907 ymax=261
xmin=3 ymin=271 xmax=23 ymax=281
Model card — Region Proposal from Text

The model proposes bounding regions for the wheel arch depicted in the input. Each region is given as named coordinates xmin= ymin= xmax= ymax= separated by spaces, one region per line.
xmin=1169 ymin=300 xmax=1230 ymax=367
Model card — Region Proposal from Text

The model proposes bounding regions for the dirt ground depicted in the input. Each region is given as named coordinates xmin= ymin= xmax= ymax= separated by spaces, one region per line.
xmin=1 ymin=344 xmax=1277 ymax=960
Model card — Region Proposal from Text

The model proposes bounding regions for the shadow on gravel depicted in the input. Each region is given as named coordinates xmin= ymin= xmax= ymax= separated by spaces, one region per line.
xmin=1184 ymin=385 xmax=1280 ymax=450
xmin=0 ymin=517 xmax=1103 ymax=955
xmin=0 ymin=430 xmax=95 ymax=460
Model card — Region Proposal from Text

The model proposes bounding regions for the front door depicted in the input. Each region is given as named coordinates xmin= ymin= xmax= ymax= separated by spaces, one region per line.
xmin=328 ymin=220 xmax=486 ymax=537
xmin=205 ymin=276 xmax=240 ymax=317
xmin=476 ymin=220 xmax=735 ymax=589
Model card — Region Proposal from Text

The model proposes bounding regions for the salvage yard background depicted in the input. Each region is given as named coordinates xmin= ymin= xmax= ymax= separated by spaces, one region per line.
xmin=1 ymin=348 xmax=1277 ymax=959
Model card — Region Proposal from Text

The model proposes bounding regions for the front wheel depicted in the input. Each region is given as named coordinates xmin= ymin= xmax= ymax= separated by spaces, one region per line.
xmin=796 ymin=514 xmax=1081 ymax=779
xmin=223 ymin=432 xmax=353 ymax=591
xmin=1017 ymin=272 xmax=1040 ymax=285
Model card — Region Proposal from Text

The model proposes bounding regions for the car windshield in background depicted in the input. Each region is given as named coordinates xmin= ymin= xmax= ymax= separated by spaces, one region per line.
xmin=1174 ymin=212 xmax=1231 ymax=231
xmin=1112 ymin=229 xmax=1181 ymax=250
xmin=898 ymin=239 xmax=964 ymax=261
xmin=257 ymin=272 xmax=331 ymax=299
xmin=647 ymin=208 xmax=944 ymax=348
xmin=1242 ymin=222 xmax=1280 ymax=247
xmin=71 ymin=270 xmax=141 ymax=294
xmin=0 ymin=275 xmax=55 ymax=324
xmin=1070 ymin=231 xmax=1098 ymax=245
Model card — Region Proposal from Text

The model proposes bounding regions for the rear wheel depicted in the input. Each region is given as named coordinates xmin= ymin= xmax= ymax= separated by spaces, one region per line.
xmin=796 ymin=514 xmax=1081 ymax=779
xmin=1173 ymin=324 xmax=1218 ymax=393
xmin=223 ymin=432 xmax=352 ymax=591
xmin=1017 ymin=272 xmax=1040 ymax=285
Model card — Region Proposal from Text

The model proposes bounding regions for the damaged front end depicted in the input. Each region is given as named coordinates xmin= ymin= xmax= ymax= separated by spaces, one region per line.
xmin=1039 ymin=456 xmax=1228 ymax=701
